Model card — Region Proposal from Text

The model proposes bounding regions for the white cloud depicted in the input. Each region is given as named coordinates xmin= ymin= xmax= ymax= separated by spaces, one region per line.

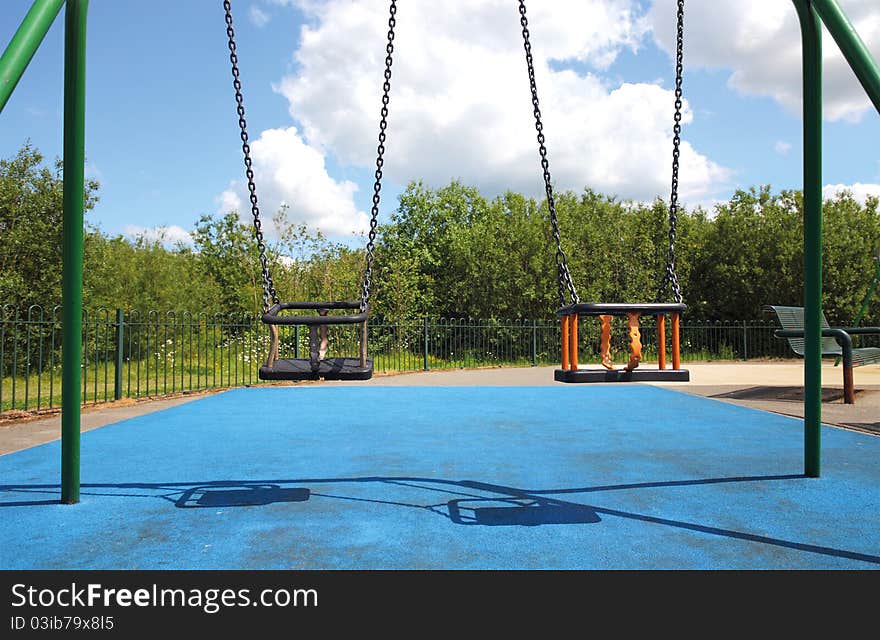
xmin=219 ymin=126 xmax=367 ymax=236
xmin=823 ymin=182 xmax=880 ymax=203
xmin=216 ymin=189 xmax=242 ymax=214
xmin=273 ymin=0 xmax=729 ymax=205
xmin=249 ymin=6 xmax=271 ymax=28
xmin=124 ymin=224 xmax=194 ymax=247
xmin=774 ymin=140 xmax=792 ymax=156
xmin=649 ymin=0 xmax=880 ymax=123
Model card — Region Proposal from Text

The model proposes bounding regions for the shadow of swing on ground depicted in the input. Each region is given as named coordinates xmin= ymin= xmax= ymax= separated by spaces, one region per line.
xmin=3 ymin=474 xmax=880 ymax=565
xmin=170 ymin=479 xmax=600 ymax=526
xmin=175 ymin=485 xmax=311 ymax=508
xmin=447 ymin=497 xmax=601 ymax=526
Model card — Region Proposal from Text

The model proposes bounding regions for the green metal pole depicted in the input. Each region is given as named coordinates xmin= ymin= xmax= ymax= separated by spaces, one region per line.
xmin=61 ymin=0 xmax=87 ymax=505
xmin=813 ymin=0 xmax=880 ymax=368
xmin=793 ymin=0 xmax=823 ymax=478
xmin=0 ymin=0 xmax=66 ymax=113
xmin=813 ymin=0 xmax=880 ymax=117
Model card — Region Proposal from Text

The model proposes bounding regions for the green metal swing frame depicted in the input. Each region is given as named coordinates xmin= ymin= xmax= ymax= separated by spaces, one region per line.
xmin=1 ymin=0 xmax=880 ymax=502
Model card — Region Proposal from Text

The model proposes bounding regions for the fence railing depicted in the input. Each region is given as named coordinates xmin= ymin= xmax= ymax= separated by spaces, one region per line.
xmin=5 ymin=305 xmax=874 ymax=415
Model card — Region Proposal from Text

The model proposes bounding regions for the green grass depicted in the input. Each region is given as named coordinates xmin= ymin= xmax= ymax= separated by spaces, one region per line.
xmin=1 ymin=354 xmax=263 ymax=413
xmin=1 ymin=348 xmax=455 ymax=412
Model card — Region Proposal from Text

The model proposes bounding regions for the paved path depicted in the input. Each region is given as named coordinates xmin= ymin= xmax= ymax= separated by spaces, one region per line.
xmin=0 ymin=394 xmax=220 ymax=456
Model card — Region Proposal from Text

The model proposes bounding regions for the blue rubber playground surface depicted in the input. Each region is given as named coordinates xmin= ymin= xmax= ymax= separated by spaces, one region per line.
xmin=1 ymin=385 xmax=878 ymax=569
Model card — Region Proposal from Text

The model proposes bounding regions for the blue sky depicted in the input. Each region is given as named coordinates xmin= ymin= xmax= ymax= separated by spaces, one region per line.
xmin=1 ymin=0 xmax=879 ymax=247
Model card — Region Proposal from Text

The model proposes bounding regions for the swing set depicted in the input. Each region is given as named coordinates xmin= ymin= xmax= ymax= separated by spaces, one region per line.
xmin=1 ymin=1 xmax=879 ymax=504
xmin=224 ymin=0 xmax=688 ymax=383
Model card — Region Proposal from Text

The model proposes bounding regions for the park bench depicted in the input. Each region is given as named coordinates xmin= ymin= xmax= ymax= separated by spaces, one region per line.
xmin=765 ymin=305 xmax=880 ymax=404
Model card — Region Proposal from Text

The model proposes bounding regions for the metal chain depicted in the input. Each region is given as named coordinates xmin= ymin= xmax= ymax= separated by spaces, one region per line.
xmin=223 ymin=0 xmax=278 ymax=312
xmin=518 ymin=1 xmax=579 ymax=307
xmin=360 ymin=1 xmax=397 ymax=311
xmin=658 ymin=0 xmax=685 ymax=305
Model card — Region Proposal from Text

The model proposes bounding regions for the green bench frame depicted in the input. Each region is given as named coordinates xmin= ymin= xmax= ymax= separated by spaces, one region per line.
xmin=765 ymin=305 xmax=880 ymax=404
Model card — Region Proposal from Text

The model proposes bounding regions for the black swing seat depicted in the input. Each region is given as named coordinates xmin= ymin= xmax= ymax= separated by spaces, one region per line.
xmin=553 ymin=368 xmax=690 ymax=383
xmin=259 ymin=301 xmax=373 ymax=381
xmin=260 ymin=357 xmax=373 ymax=381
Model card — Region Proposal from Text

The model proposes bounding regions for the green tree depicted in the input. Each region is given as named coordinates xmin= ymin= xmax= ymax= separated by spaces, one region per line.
xmin=269 ymin=206 xmax=363 ymax=305
xmin=4 ymin=142 xmax=878 ymax=326
xmin=823 ymin=190 xmax=880 ymax=324
xmin=83 ymin=229 xmax=217 ymax=312
xmin=686 ymin=186 xmax=803 ymax=320
xmin=0 ymin=143 xmax=98 ymax=309
xmin=192 ymin=212 xmax=263 ymax=315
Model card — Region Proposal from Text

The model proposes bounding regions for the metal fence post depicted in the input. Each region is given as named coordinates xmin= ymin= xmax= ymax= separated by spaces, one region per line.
xmin=423 ymin=316 xmax=429 ymax=371
xmin=743 ymin=320 xmax=748 ymax=361
xmin=114 ymin=308 xmax=124 ymax=400
xmin=294 ymin=324 xmax=299 ymax=359
xmin=532 ymin=318 xmax=537 ymax=366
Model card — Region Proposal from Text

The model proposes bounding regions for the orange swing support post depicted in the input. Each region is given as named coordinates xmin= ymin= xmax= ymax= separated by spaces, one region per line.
xmin=560 ymin=313 xmax=579 ymax=371
xmin=672 ymin=312 xmax=681 ymax=371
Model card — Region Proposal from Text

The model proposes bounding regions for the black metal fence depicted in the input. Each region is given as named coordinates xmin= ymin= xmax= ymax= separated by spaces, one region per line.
xmin=5 ymin=304 xmax=873 ymax=415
